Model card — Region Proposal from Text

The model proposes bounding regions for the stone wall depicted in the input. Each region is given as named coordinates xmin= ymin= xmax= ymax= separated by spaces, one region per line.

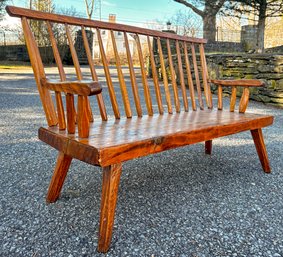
xmin=206 ymin=54 xmax=283 ymax=107
xmin=150 ymin=53 xmax=283 ymax=108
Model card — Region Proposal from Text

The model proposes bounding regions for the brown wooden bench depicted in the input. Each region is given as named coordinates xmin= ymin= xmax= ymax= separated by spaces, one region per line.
xmin=6 ymin=6 xmax=274 ymax=252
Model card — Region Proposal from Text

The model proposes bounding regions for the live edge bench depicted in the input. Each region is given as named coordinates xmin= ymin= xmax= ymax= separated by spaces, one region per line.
xmin=6 ymin=6 xmax=274 ymax=253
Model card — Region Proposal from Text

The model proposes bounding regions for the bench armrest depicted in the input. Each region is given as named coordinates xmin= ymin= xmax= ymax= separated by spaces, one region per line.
xmin=41 ymin=78 xmax=102 ymax=96
xmin=210 ymin=79 xmax=265 ymax=87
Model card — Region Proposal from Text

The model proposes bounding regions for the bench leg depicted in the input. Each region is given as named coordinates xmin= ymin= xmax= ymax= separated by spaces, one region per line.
xmin=46 ymin=152 xmax=72 ymax=203
xmin=251 ymin=128 xmax=271 ymax=173
xmin=98 ymin=163 xmax=122 ymax=253
xmin=205 ymin=140 xmax=212 ymax=155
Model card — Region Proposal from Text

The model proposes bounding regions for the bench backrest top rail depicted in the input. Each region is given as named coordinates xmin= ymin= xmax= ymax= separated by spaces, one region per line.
xmin=6 ymin=5 xmax=207 ymax=44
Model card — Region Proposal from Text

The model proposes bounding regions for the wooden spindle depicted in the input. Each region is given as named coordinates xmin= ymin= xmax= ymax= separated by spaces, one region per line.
xmin=46 ymin=21 xmax=66 ymax=130
xmin=191 ymin=43 xmax=204 ymax=110
xmin=81 ymin=26 xmax=107 ymax=121
xmin=110 ymin=30 xmax=132 ymax=118
xmin=230 ymin=86 xmax=237 ymax=112
xmin=166 ymin=39 xmax=180 ymax=113
xmin=157 ymin=37 xmax=172 ymax=114
xmin=199 ymin=43 xmax=212 ymax=108
xmin=97 ymin=28 xmax=120 ymax=119
xmin=147 ymin=36 xmax=163 ymax=115
xmin=77 ymin=95 xmax=90 ymax=138
xmin=21 ymin=17 xmax=58 ymax=126
xmin=124 ymin=32 xmax=142 ymax=117
xmin=176 ymin=40 xmax=188 ymax=112
xmin=218 ymin=85 xmax=223 ymax=110
xmin=239 ymin=87 xmax=250 ymax=113
xmin=136 ymin=34 xmax=153 ymax=116
xmin=66 ymin=94 xmax=76 ymax=134
xmin=183 ymin=42 xmax=197 ymax=111
xmin=65 ymin=24 xmax=93 ymax=122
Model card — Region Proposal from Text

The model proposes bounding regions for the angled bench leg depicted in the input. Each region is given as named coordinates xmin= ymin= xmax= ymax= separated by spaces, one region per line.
xmin=46 ymin=152 xmax=72 ymax=203
xmin=98 ymin=163 xmax=122 ymax=253
xmin=205 ymin=140 xmax=212 ymax=155
xmin=251 ymin=128 xmax=271 ymax=173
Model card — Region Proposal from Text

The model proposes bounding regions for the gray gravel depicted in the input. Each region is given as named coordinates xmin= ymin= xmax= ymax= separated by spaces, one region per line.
xmin=0 ymin=67 xmax=283 ymax=257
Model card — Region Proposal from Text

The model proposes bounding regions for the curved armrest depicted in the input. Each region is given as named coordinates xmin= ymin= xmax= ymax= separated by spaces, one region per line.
xmin=41 ymin=78 xmax=102 ymax=96
xmin=210 ymin=79 xmax=265 ymax=87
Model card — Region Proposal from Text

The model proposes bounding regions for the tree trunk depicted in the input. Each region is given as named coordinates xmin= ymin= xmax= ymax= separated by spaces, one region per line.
xmin=256 ymin=0 xmax=267 ymax=53
xmin=203 ymin=14 xmax=216 ymax=42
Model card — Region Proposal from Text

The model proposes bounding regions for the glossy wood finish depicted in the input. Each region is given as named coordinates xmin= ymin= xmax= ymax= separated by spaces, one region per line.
xmin=81 ymin=26 xmax=107 ymax=121
xmin=98 ymin=163 xmax=122 ymax=252
xmin=176 ymin=40 xmax=188 ymax=111
xmin=46 ymin=152 xmax=72 ymax=203
xmin=199 ymin=43 xmax=212 ymax=108
xmin=39 ymin=111 xmax=274 ymax=167
xmin=9 ymin=6 xmax=275 ymax=253
xmin=21 ymin=17 xmax=58 ymax=126
xmin=136 ymin=34 xmax=153 ymax=116
xmin=191 ymin=43 xmax=204 ymax=110
xmin=218 ymin=85 xmax=223 ymax=110
xmin=183 ymin=42 xmax=197 ymax=111
xmin=239 ymin=87 xmax=250 ymax=113
xmin=211 ymin=79 xmax=264 ymax=87
xmin=125 ymin=32 xmax=143 ymax=117
xmin=42 ymin=79 xmax=102 ymax=96
xmin=97 ymin=28 xmax=120 ymax=119
xmin=110 ymin=30 xmax=132 ymax=118
xmin=230 ymin=86 xmax=237 ymax=112
xmin=157 ymin=37 xmax=172 ymax=114
xmin=167 ymin=39 xmax=180 ymax=113
xmin=251 ymin=128 xmax=271 ymax=173
xmin=147 ymin=36 xmax=163 ymax=114
xmin=7 ymin=5 xmax=207 ymax=43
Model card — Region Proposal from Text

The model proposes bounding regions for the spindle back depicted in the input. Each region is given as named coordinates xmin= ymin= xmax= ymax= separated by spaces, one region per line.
xmin=6 ymin=6 xmax=213 ymax=132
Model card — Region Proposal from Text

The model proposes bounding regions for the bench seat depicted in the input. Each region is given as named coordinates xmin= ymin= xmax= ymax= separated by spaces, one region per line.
xmin=39 ymin=110 xmax=273 ymax=167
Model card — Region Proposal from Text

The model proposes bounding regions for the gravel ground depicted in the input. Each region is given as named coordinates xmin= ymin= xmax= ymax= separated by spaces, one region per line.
xmin=0 ymin=67 xmax=283 ymax=257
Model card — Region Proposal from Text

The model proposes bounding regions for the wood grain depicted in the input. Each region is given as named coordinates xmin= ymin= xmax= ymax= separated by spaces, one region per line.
xmin=251 ymin=128 xmax=271 ymax=173
xmin=81 ymin=26 xmax=107 ymax=121
xmin=211 ymin=79 xmax=264 ymax=87
xmin=46 ymin=152 xmax=72 ymax=203
xmin=125 ymin=32 xmax=143 ymax=117
xmin=7 ymin=6 xmax=207 ymax=43
xmin=98 ymin=163 xmax=122 ymax=252
xmin=21 ymin=17 xmax=58 ymax=126
xmin=191 ymin=43 xmax=204 ymax=110
xmin=239 ymin=87 xmax=250 ymax=113
xmin=147 ymin=36 xmax=163 ymax=114
xmin=157 ymin=37 xmax=172 ymax=114
xmin=176 ymin=40 xmax=188 ymax=111
xmin=230 ymin=86 xmax=237 ymax=112
xmin=136 ymin=34 xmax=153 ymax=116
xmin=166 ymin=38 xmax=180 ymax=113
xmin=218 ymin=85 xmax=223 ymax=110
xmin=110 ymin=30 xmax=132 ymax=118
xmin=183 ymin=42 xmax=196 ymax=111
xmin=39 ymin=111 xmax=274 ymax=167
xmin=97 ymin=28 xmax=120 ymax=119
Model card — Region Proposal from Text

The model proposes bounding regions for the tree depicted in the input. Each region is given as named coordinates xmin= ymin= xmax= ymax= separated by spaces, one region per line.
xmin=224 ymin=0 xmax=283 ymax=52
xmin=84 ymin=0 xmax=95 ymax=19
xmin=173 ymin=0 xmax=226 ymax=41
xmin=0 ymin=0 xmax=8 ymax=21
xmin=169 ymin=9 xmax=202 ymax=37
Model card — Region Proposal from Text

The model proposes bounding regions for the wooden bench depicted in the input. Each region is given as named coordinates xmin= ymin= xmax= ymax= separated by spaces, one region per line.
xmin=6 ymin=6 xmax=274 ymax=252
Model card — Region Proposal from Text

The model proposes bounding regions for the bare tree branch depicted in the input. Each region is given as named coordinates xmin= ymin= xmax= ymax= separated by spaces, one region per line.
xmin=173 ymin=0 xmax=204 ymax=17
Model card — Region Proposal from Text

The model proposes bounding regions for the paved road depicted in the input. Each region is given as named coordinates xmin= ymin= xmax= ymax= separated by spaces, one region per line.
xmin=0 ymin=67 xmax=283 ymax=257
